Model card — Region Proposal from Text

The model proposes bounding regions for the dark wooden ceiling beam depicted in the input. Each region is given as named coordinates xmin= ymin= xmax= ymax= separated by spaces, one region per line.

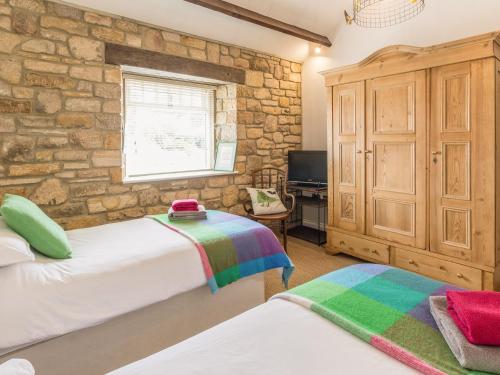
xmin=184 ymin=0 xmax=332 ymax=47
xmin=105 ymin=43 xmax=246 ymax=84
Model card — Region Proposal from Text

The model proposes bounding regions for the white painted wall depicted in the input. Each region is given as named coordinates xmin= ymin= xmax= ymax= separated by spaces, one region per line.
xmin=302 ymin=0 xmax=500 ymax=151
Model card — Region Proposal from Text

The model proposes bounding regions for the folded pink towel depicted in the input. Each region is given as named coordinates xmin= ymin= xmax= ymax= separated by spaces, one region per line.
xmin=172 ymin=199 xmax=199 ymax=212
xmin=447 ymin=290 xmax=500 ymax=346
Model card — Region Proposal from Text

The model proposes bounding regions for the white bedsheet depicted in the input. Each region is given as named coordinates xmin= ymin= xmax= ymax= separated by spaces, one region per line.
xmin=109 ymin=299 xmax=419 ymax=375
xmin=0 ymin=359 xmax=34 ymax=375
xmin=0 ymin=218 xmax=206 ymax=352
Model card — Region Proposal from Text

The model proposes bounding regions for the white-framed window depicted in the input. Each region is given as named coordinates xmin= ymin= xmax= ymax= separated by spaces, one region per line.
xmin=123 ymin=74 xmax=216 ymax=182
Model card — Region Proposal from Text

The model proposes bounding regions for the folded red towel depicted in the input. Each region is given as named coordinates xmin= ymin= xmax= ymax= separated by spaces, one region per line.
xmin=447 ymin=290 xmax=500 ymax=346
xmin=171 ymin=199 xmax=199 ymax=212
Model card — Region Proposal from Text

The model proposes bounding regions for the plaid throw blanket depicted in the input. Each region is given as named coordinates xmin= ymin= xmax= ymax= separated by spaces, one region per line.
xmin=272 ymin=264 xmax=491 ymax=375
xmin=151 ymin=210 xmax=293 ymax=293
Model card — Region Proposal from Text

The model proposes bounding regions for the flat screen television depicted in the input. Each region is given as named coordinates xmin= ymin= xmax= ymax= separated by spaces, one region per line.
xmin=288 ymin=150 xmax=327 ymax=186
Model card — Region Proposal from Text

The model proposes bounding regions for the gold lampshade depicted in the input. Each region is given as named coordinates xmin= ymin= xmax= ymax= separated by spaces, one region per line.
xmin=350 ymin=0 xmax=425 ymax=28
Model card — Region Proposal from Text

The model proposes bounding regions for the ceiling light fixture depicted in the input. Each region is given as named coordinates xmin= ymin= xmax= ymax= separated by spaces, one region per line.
xmin=345 ymin=0 xmax=425 ymax=28
xmin=314 ymin=46 xmax=322 ymax=54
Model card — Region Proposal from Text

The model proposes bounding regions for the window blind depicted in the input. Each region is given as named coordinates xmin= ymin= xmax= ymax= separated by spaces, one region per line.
xmin=123 ymin=75 xmax=215 ymax=180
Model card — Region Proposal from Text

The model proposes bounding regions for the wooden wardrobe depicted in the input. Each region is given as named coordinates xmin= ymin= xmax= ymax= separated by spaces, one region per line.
xmin=324 ymin=32 xmax=500 ymax=290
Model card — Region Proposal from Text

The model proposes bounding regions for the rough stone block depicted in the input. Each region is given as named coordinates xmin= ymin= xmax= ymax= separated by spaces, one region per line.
xmin=35 ymin=90 xmax=61 ymax=114
xmin=104 ymin=69 xmax=121 ymax=84
xmin=0 ymin=98 xmax=31 ymax=113
xmin=181 ymin=35 xmax=206 ymax=49
xmin=142 ymin=28 xmax=162 ymax=51
xmin=21 ymin=39 xmax=55 ymax=54
xmin=25 ymin=71 xmax=76 ymax=89
xmin=138 ymin=187 xmax=159 ymax=206
xmin=70 ymin=130 xmax=103 ymax=149
xmin=9 ymin=162 xmax=60 ymax=176
xmin=54 ymin=150 xmax=88 ymax=161
xmin=0 ymin=57 xmax=21 ymax=84
xmin=164 ymin=42 xmax=187 ymax=57
xmin=12 ymin=10 xmax=37 ymax=35
xmin=92 ymin=150 xmax=121 ymax=167
xmin=10 ymin=0 xmax=45 ymax=13
xmin=69 ymin=66 xmax=102 ymax=82
xmin=91 ymin=25 xmax=124 ymax=43
xmin=87 ymin=193 xmax=137 ymax=213
xmin=57 ymin=112 xmax=94 ymax=128
xmin=40 ymin=15 xmax=87 ymax=35
xmin=12 ymin=86 xmax=34 ymax=98
xmin=30 ymin=178 xmax=68 ymax=206
xmin=222 ymin=185 xmax=239 ymax=207
xmin=68 ymin=36 xmax=104 ymax=61
xmin=95 ymin=113 xmax=121 ymax=130
xmin=94 ymin=83 xmax=121 ymax=99
xmin=48 ymin=2 xmax=82 ymax=20
xmin=107 ymin=207 xmax=145 ymax=220
xmin=0 ymin=117 xmax=15 ymax=132
xmin=245 ymin=71 xmax=264 ymax=87
xmin=70 ymin=182 xmax=107 ymax=197
xmin=246 ymin=128 xmax=263 ymax=139
xmin=201 ymin=188 xmax=221 ymax=200
xmin=103 ymin=133 xmax=121 ymax=149
xmin=84 ymin=12 xmax=111 ymax=27
xmin=65 ymin=98 xmax=101 ymax=112
xmin=24 ymin=59 xmax=68 ymax=74
xmin=37 ymin=136 xmax=68 ymax=148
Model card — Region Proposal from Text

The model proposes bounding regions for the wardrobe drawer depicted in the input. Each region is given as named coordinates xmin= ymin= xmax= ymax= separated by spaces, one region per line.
xmin=332 ymin=232 xmax=390 ymax=264
xmin=394 ymin=248 xmax=482 ymax=289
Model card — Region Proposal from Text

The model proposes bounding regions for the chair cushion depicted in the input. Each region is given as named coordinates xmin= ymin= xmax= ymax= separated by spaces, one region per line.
xmin=246 ymin=187 xmax=287 ymax=215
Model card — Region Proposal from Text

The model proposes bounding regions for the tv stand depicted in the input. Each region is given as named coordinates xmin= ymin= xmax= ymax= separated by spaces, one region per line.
xmin=286 ymin=184 xmax=327 ymax=246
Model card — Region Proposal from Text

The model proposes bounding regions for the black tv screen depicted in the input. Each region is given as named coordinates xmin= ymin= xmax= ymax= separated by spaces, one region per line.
xmin=288 ymin=151 xmax=327 ymax=186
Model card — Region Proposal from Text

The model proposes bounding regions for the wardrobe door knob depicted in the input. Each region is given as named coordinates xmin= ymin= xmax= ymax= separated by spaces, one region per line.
xmin=408 ymin=259 xmax=416 ymax=265
xmin=457 ymin=273 xmax=464 ymax=279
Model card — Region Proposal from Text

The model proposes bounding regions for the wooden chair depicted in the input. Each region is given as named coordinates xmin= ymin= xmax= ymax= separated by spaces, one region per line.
xmin=243 ymin=168 xmax=296 ymax=252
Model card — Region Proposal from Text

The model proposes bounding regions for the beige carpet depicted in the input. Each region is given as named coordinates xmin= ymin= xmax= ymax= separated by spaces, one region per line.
xmin=264 ymin=236 xmax=361 ymax=300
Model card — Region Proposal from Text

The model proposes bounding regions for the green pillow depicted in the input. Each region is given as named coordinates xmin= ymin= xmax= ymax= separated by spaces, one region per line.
xmin=0 ymin=194 xmax=72 ymax=259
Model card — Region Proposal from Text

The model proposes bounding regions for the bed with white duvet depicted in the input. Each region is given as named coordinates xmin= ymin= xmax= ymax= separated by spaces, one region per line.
xmin=108 ymin=298 xmax=418 ymax=375
xmin=0 ymin=217 xmax=265 ymax=374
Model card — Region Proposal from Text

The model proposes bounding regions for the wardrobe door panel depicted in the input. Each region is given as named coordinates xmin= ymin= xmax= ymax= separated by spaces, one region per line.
xmin=430 ymin=59 xmax=495 ymax=266
xmin=332 ymin=82 xmax=365 ymax=233
xmin=366 ymin=71 xmax=426 ymax=248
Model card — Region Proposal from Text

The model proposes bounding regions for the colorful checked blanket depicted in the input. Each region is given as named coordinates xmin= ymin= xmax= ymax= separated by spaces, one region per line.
xmin=151 ymin=210 xmax=293 ymax=293
xmin=272 ymin=264 xmax=492 ymax=375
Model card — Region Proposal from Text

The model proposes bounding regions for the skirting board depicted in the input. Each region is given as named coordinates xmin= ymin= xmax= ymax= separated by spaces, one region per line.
xmin=0 ymin=273 xmax=265 ymax=375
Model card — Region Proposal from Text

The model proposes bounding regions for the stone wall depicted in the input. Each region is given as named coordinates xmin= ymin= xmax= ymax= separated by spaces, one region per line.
xmin=0 ymin=0 xmax=302 ymax=229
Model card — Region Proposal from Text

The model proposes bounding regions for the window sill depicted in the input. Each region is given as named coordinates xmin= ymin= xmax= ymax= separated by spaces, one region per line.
xmin=124 ymin=170 xmax=239 ymax=184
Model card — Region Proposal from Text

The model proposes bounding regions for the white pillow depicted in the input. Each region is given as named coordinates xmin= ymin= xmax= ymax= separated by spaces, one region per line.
xmin=246 ymin=188 xmax=288 ymax=215
xmin=0 ymin=359 xmax=35 ymax=375
xmin=0 ymin=217 xmax=34 ymax=267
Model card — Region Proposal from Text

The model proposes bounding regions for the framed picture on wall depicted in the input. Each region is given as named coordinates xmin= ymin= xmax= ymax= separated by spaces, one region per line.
xmin=214 ymin=142 xmax=237 ymax=172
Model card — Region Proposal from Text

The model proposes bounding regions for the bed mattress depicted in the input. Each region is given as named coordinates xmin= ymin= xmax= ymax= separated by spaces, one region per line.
xmin=0 ymin=218 xmax=206 ymax=353
xmin=109 ymin=299 xmax=419 ymax=375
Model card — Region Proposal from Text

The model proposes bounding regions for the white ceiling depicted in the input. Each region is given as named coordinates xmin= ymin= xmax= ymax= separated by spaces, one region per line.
xmin=61 ymin=0 xmax=349 ymax=62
